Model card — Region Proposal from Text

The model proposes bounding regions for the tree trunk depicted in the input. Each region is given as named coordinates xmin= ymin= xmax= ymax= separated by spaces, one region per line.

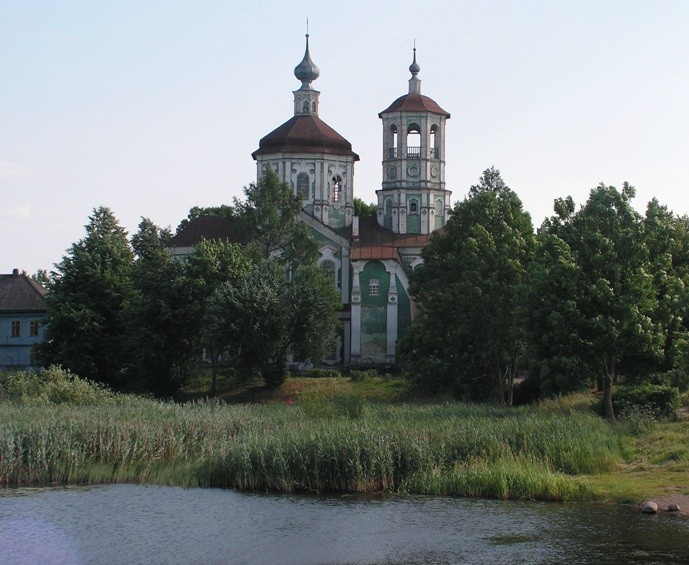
xmin=507 ymin=365 xmax=515 ymax=408
xmin=209 ymin=352 xmax=218 ymax=396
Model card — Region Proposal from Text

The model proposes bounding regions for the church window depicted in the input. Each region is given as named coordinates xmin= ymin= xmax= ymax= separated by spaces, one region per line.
xmin=302 ymin=100 xmax=309 ymax=113
xmin=312 ymin=101 xmax=317 ymax=112
xmin=297 ymin=173 xmax=310 ymax=198
xmin=388 ymin=125 xmax=398 ymax=158
xmin=368 ymin=278 xmax=380 ymax=296
xmin=332 ymin=175 xmax=342 ymax=202
xmin=430 ymin=125 xmax=439 ymax=158
xmin=409 ymin=200 xmax=418 ymax=213
xmin=406 ymin=124 xmax=421 ymax=157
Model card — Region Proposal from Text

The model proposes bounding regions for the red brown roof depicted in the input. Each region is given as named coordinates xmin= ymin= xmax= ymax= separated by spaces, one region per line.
xmin=0 ymin=271 xmax=47 ymax=312
xmin=350 ymin=216 xmax=433 ymax=261
xmin=379 ymin=93 xmax=450 ymax=118
xmin=169 ymin=216 xmax=248 ymax=248
xmin=252 ymin=115 xmax=359 ymax=160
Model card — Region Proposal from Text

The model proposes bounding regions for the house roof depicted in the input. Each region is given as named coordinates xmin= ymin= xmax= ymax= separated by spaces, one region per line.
xmin=350 ymin=216 xmax=433 ymax=261
xmin=379 ymin=93 xmax=450 ymax=118
xmin=169 ymin=216 xmax=248 ymax=248
xmin=0 ymin=271 xmax=48 ymax=313
xmin=252 ymin=115 xmax=359 ymax=160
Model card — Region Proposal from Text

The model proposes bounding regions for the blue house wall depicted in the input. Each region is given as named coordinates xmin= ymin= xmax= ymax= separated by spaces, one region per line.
xmin=0 ymin=312 xmax=46 ymax=369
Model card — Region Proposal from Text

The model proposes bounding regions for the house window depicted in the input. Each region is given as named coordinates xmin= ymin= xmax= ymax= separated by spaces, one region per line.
xmin=368 ymin=278 xmax=380 ymax=296
xmin=297 ymin=173 xmax=310 ymax=199
xmin=30 ymin=320 xmax=40 ymax=337
xmin=11 ymin=320 xmax=21 ymax=337
xmin=332 ymin=175 xmax=342 ymax=202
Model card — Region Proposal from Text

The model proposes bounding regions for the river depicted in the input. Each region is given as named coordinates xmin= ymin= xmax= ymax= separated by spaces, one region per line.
xmin=1 ymin=484 xmax=687 ymax=564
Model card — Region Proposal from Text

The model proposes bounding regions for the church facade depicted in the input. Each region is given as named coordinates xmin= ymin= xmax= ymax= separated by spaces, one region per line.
xmin=253 ymin=36 xmax=451 ymax=366
xmin=172 ymin=36 xmax=452 ymax=366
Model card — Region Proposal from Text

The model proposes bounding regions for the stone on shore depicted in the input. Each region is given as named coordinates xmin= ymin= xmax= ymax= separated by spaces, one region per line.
xmin=668 ymin=503 xmax=681 ymax=512
xmin=642 ymin=501 xmax=659 ymax=514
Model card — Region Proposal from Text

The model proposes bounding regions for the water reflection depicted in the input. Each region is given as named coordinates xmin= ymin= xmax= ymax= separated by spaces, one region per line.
xmin=0 ymin=485 xmax=687 ymax=564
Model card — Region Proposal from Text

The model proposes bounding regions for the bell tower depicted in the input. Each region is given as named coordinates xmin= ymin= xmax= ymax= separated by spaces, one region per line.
xmin=376 ymin=48 xmax=451 ymax=234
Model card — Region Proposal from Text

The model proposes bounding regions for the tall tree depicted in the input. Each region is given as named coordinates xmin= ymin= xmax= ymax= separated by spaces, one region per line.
xmin=126 ymin=218 xmax=196 ymax=397
xmin=184 ymin=239 xmax=252 ymax=394
xmin=36 ymin=207 xmax=134 ymax=389
xmin=234 ymin=169 xmax=318 ymax=266
xmin=401 ymin=168 xmax=534 ymax=403
xmin=206 ymin=261 xmax=340 ymax=387
xmin=559 ymin=184 xmax=663 ymax=420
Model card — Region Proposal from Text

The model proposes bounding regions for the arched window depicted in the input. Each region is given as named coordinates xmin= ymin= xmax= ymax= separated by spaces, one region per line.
xmin=368 ymin=278 xmax=380 ymax=296
xmin=332 ymin=175 xmax=342 ymax=202
xmin=406 ymin=123 xmax=421 ymax=157
xmin=388 ymin=124 xmax=398 ymax=158
xmin=302 ymin=100 xmax=309 ymax=113
xmin=409 ymin=199 xmax=418 ymax=214
xmin=430 ymin=125 xmax=439 ymax=158
xmin=297 ymin=173 xmax=310 ymax=199
xmin=312 ymin=101 xmax=317 ymax=112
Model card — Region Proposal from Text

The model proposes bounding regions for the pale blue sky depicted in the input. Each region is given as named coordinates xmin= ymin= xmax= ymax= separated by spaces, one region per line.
xmin=2 ymin=1 xmax=688 ymax=274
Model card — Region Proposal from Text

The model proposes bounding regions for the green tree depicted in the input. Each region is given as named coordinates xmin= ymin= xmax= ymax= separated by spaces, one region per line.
xmin=36 ymin=207 xmax=134 ymax=389
xmin=207 ymin=261 xmax=340 ymax=387
xmin=126 ymin=218 xmax=197 ymax=397
xmin=234 ymin=169 xmax=318 ymax=266
xmin=184 ymin=239 xmax=252 ymax=394
xmin=354 ymin=198 xmax=377 ymax=218
xmin=401 ymin=168 xmax=534 ymax=403
xmin=522 ymin=233 xmax=592 ymax=396
xmin=559 ymin=184 xmax=663 ymax=420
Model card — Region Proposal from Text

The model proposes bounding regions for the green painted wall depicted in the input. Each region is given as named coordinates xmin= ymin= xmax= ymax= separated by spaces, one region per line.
xmin=360 ymin=260 xmax=389 ymax=360
xmin=328 ymin=207 xmax=346 ymax=227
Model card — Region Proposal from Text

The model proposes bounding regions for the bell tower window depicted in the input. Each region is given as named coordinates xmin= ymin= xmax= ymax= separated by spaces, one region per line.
xmin=430 ymin=125 xmax=439 ymax=158
xmin=302 ymin=100 xmax=309 ymax=113
xmin=332 ymin=175 xmax=342 ymax=202
xmin=406 ymin=124 xmax=421 ymax=157
xmin=297 ymin=173 xmax=310 ymax=199
xmin=388 ymin=125 xmax=398 ymax=159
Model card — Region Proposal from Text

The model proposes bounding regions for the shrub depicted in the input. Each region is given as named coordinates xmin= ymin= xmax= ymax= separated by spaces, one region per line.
xmin=349 ymin=369 xmax=378 ymax=382
xmin=1 ymin=365 xmax=116 ymax=405
xmin=613 ymin=384 xmax=681 ymax=421
xmin=302 ymin=368 xmax=342 ymax=379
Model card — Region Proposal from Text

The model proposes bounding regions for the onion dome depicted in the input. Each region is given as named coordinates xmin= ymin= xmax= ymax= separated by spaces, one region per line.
xmin=409 ymin=47 xmax=420 ymax=76
xmin=294 ymin=34 xmax=320 ymax=85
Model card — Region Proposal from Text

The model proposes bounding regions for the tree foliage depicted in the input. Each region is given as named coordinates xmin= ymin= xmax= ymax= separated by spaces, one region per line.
xmin=36 ymin=207 xmax=134 ymax=390
xmin=354 ymin=198 xmax=377 ymax=218
xmin=401 ymin=168 xmax=534 ymax=402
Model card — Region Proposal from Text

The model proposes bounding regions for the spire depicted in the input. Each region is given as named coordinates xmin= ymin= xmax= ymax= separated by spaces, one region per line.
xmin=294 ymin=32 xmax=320 ymax=88
xmin=408 ymin=42 xmax=421 ymax=94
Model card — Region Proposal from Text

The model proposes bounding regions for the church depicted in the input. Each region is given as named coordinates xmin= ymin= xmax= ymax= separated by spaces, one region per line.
xmin=171 ymin=35 xmax=452 ymax=366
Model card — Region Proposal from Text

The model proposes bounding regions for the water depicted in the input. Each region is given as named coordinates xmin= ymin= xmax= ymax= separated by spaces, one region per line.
xmin=0 ymin=484 xmax=688 ymax=564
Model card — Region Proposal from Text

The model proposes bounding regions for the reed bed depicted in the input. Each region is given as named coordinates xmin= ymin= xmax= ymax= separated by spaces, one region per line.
xmin=0 ymin=396 xmax=622 ymax=501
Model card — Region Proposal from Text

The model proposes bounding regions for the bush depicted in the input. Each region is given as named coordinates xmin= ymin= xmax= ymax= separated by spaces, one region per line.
xmin=613 ymin=384 xmax=681 ymax=421
xmin=301 ymin=368 xmax=342 ymax=379
xmin=647 ymin=370 xmax=689 ymax=393
xmin=1 ymin=365 xmax=116 ymax=405
xmin=349 ymin=369 xmax=378 ymax=382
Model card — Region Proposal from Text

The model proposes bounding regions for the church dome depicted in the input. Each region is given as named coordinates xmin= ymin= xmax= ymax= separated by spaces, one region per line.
xmin=252 ymin=115 xmax=359 ymax=159
xmin=379 ymin=93 xmax=450 ymax=117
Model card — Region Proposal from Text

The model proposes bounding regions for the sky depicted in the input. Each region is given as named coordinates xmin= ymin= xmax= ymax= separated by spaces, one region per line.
xmin=2 ymin=1 xmax=688 ymax=275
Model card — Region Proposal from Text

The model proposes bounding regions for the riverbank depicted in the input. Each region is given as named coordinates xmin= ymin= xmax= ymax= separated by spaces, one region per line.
xmin=1 ymin=373 xmax=687 ymax=506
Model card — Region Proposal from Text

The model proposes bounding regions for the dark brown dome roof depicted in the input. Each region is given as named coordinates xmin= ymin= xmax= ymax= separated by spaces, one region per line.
xmin=379 ymin=93 xmax=450 ymax=118
xmin=252 ymin=115 xmax=359 ymax=160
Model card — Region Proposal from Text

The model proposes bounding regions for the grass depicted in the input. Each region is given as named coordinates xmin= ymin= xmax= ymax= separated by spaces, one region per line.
xmin=1 ymin=369 xmax=687 ymax=504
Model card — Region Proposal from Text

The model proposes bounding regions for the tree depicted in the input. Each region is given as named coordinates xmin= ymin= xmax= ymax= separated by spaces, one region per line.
xmin=354 ymin=198 xmax=377 ymax=218
xmin=184 ymin=239 xmax=253 ymax=394
xmin=401 ymin=168 xmax=534 ymax=403
xmin=125 ymin=218 xmax=197 ymax=397
xmin=36 ymin=207 xmax=134 ymax=389
xmin=558 ymin=184 xmax=663 ymax=420
xmin=522 ymin=233 xmax=592 ymax=396
xmin=234 ymin=169 xmax=318 ymax=266
xmin=207 ymin=261 xmax=340 ymax=387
